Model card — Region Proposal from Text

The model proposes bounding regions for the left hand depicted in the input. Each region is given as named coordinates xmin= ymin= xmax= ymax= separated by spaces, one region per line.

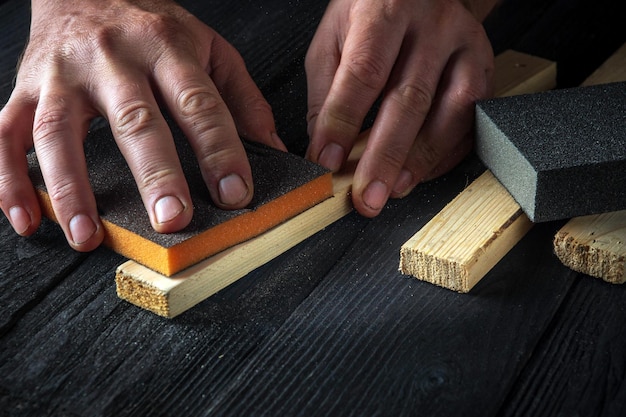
xmin=305 ymin=0 xmax=495 ymax=217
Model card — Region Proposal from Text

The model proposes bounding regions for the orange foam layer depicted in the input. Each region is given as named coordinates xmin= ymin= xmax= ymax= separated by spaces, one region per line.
xmin=35 ymin=172 xmax=333 ymax=276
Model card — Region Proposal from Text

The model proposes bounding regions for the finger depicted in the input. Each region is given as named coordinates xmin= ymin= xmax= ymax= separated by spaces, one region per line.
xmin=393 ymin=45 xmax=494 ymax=196
xmin=32 ymin=86 xmax=104 ymax=251
xmin=351 ymin=38 xmax=449 ymax=217
xmin=304 ymin=10 xmax=342 ymax=138
xmin=305 ymin=8 xmax=406 ymax=172
xmin=0 ymin=97 xmax=41 ymax=236
xmin=210 ymin=36 xmax=286 ymax=152
xmin=96 ymin=70 xmax=194 ymax=234
xmin=153 ymin=35 xmax=256 ymax=210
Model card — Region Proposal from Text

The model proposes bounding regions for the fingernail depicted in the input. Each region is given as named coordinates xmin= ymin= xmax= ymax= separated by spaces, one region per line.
xmin=319 ymin=143 xmax=345 ymax=172
xmin=219 ymin=174 xmax=250 ymax=206
xmin=393 ymin=169 xmax=414 ymax=195
xmin=69 ymin=214 xmax=98 ymax=245
xmin=155 ymin=195 xmax=185 ymax=224
xmin=363 ymin=180 xmax=388 ymax=211
xmin=9 ymin=205 xmax=31 ymax=235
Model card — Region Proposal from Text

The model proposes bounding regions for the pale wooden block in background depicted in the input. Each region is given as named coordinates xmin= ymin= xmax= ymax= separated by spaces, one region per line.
xmin=554 ymin=212 xmax=626 ymax=284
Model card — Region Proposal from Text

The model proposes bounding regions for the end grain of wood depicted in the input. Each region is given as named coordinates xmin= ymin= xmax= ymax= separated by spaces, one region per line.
xmin=553 ymin=211 xmax=626 ymax=284
xmin=399 ymin=171 xmax=534 ymax=292
xmin=116 ymin=266 xmax=171 ymax=317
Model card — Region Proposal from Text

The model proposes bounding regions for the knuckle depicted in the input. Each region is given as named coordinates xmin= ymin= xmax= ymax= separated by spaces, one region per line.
xmin=176 ymin=86 xmax=224 ymax=119
xmin=392 ymin=81 xmax=434 ymax=119
xmin=0 ymin=170 xmax=16 ymax=198
xmin=378 ymin=0 xmax=405 ymax=21
xmin=449 ymin=81 xmax=488 ymax=110
xmin=47 ymin=176 xmax=77 ymax=207
xmin=0 ymin=116 xmax=12 ymax=141
xmin=139 ymin=12 xmax=189 ymax=53
xmin=413 ymin=139 xmax=441 ymax=170
xmin=142 ymin=13 xmax=176 ymax=39
xmin=345 ymin=51 xmax=388 ymax=91
xmin=88 ymin=25 xmax=123 ymax=58
xmin=33 ymin=103 xmax=71 ymax=143
xmin=245 ymin=94 xmax=273 ymax=118
xmin=112 ymin=101 xmax=158 ymax=139
xmin=137 ymin=165 xmax=178 ymax=191
xmin=195 ymin=137 xmax=237 ymax=166
xmin=379 ymin=141 xmax=409 ymax=170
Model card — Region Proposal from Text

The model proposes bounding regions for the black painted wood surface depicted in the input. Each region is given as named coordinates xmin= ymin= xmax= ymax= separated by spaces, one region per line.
xmin=1 ymin=0 xmax=625 ymax=416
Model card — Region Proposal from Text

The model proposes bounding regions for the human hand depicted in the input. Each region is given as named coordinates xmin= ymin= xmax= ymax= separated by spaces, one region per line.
xmin=305 ymin=0 xmax=495 ymax=217
xmin=0 ymin=0 xmax=284 ymax=251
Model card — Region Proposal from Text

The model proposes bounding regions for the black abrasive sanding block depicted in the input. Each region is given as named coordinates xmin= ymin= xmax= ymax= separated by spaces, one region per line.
xmin=475 ymin=81 xmax=626 ymax=222
xmin=28 ymin=122 xmax=332 ymax=276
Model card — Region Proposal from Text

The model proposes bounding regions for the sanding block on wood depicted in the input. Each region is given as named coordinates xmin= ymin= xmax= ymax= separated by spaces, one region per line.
xmin=475 ymin=81 xmax=626 ymax=222
xmin=115 ymin=133 xmax=360 ymax=317
xmin=28 ymin=124 xmax=333 ymax=276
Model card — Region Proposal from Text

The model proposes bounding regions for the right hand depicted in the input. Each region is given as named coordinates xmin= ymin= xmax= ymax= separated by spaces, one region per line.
xmin=0 ymin=0 xmax=285 ymax=252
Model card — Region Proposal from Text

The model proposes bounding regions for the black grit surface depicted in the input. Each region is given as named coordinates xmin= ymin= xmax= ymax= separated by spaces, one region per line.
xmin=27 ymin=122 xmax=330 ymax=248
xmin=475 ymin=81 xmax=626 ymax=222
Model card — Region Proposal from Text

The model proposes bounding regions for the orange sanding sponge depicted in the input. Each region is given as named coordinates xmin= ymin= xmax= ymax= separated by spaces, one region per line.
xmin=27 ymin=124 xmax=332 ymax=276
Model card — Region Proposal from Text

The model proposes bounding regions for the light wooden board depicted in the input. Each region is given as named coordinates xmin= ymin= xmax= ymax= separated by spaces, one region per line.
xmin=117 ymin=50 xmax=556 ymax=316
xmin=553 ymin=42 xmax=626 ymax=283
xmin=399 ymin=53 xmax=558 ymax=292
xmin=400 ymin=170 xmax=534 ymax=291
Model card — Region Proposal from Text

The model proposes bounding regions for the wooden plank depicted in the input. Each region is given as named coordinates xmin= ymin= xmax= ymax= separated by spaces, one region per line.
xmin=552 ymin=43 xmax=626 ymax=284
xmin=399 ymin=53 xmax=556 ymax=292
xmin=400 ymin=171 xmax=533 ymax=291
xmin=117 ymin=50 xmax=556 ymax=315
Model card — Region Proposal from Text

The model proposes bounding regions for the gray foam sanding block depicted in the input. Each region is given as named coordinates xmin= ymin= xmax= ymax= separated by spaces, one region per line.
xmin=475 ymin=81 xmax=626 ymax=222
xmin=28 ymin=123 xmax=332 ymax=276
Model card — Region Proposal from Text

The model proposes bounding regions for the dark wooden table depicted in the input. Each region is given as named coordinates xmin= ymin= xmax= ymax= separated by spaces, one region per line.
xmin=1 ymin=1 xmax=625 ymax=416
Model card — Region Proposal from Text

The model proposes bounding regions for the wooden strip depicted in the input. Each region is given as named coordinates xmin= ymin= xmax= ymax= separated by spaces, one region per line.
xmin=399 ymin=52 xmax=557 ymax=292
xmin=400 ymin=171 xmax=533 ymax=292
xmin=117 ymin=50 xmax=556 ymax=315
xmin=553 ymin=42 xmax=626 ymax=283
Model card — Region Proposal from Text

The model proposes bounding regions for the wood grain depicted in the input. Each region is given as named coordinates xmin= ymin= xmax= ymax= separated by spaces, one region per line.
xmin=554 ymin=212 xmax=626 ymax=284
xmin=399 ymin=52 xmax=556 ymax=292
xmin=553 ymin=42 xmax=626 ymax=284
xmin=400 ymin=171 xmax=533 ymax=292
xmin=117 ymin=50 xmax=555 ymax=316
xmin=2 ymin=1 xmax=625 ymax=415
